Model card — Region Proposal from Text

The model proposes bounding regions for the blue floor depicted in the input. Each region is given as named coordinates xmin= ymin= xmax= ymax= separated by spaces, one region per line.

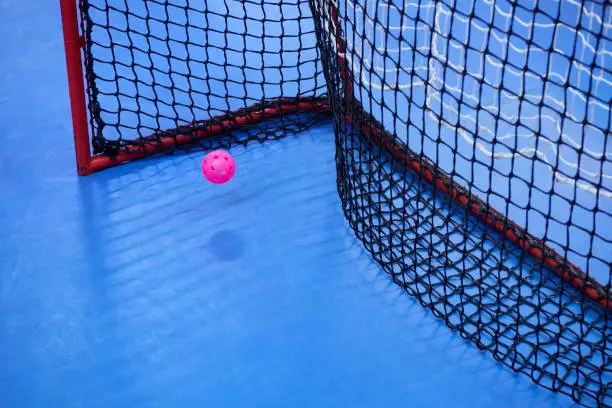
xmin=0 ymin=2 xmax=579 ymax=407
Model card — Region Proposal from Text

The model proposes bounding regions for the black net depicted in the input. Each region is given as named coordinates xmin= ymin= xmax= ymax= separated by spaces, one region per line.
xmin=80 ymin=0 xmax=330 ymax=154
xmin=77 ymin=0 xmax=611 ymax=406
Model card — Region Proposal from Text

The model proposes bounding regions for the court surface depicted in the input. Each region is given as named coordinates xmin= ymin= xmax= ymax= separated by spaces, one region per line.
xmin=0 ymin=1 xmax=599 ymax=407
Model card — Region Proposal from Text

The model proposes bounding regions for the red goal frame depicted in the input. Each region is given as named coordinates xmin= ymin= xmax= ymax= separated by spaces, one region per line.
xmin=59 ymin=0 xmax=609 ymax=309
xmin=59 ymin=0 xmax=329 ymax=176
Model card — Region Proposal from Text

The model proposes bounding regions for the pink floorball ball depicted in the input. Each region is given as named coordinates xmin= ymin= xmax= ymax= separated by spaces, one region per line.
xmin=202 ymin=150 xmax=236 ymax=184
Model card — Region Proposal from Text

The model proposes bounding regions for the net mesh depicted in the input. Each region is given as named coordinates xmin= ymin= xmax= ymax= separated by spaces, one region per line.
xmin=80 ymin=0 xmax=329 ymax=154
xmin=76 ymin=0 xmax=610 ymax=406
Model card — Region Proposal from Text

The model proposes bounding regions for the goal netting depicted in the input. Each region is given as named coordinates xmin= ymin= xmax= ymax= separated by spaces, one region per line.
xmin=61 ymin=0 xmax=611 ymax=406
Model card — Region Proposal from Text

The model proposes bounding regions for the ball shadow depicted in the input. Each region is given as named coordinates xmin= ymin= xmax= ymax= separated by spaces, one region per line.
xmin=207 ymin=230 xmax=246 ymax=262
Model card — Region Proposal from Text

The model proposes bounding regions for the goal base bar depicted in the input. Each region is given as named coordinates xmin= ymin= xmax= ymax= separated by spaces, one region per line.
xmin=75 ymin=99 xmax=331 ymax=175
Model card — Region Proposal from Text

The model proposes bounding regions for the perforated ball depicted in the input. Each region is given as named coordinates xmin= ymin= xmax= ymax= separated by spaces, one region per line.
xmin=202 ymin=150 xmax=235 ymax=184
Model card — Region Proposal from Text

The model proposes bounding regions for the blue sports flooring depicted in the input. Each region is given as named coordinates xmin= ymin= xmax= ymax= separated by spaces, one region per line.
xmin=0 ymin=1 xmax=591 ymax=407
